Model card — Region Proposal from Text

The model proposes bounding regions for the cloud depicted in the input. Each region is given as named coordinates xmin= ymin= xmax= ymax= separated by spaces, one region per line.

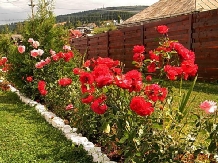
xmin=0 ymin=0 xmax=159 ymax=25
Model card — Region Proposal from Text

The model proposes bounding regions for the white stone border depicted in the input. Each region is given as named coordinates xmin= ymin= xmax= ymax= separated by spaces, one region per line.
xmin=7 ymin=84 xmax=116 ymax=163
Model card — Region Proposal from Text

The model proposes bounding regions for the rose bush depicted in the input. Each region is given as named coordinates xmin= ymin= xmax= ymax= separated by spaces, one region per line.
xmin=1 ymin=24 xmax=217 ymax=162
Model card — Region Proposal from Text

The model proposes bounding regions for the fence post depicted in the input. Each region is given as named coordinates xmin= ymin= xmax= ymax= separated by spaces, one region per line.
xmin=85 ymin=36 xmax=89 ymax=60
xmin=107 ymin=32 xmax=109 ymax=57
xmin=188 ymin=14 xmax=193 ymax=50
xmin=141 ymin=24 xmax=144 ymax=46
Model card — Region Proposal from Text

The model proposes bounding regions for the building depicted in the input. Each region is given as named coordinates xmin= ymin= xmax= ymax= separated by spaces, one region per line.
xmin=119 ymin=0 xmax=218 ymax=27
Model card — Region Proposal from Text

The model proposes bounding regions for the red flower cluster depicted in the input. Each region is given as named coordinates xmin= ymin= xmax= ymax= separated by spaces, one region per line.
xmin=115 ymin=70 xmax=143 ymax=92
xmin=138 ymin=25 xmax=198 ymax=81
xmin=74 ymin=57 xmax=122 ymax=114
xmin=58 ymin=77 xmax=72 ymax=86
xmin=163 ymin=41 xmax=198 ymax=80
xmin=51 ymin=51 xmax=74 ymax=62
xmin=0 ymin=57 xmax=9 ymax=71
xmin=130 ymin=96 xmax=154 ymax=116
xmin=145 ymin=84 xmax=168 ymax=102
xmin=132 ymin=45 xmax=145 ymax=67
xmin=38 ymin=80 xmax=47 ymax=96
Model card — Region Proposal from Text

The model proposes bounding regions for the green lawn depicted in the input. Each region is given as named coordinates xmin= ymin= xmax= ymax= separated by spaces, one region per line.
xmin=0 ymin=91 xmax=94 ymax=163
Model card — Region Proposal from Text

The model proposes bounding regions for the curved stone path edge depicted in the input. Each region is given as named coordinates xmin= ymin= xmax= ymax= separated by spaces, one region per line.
xmin=7 ymin=84 xmax=117 ymax=163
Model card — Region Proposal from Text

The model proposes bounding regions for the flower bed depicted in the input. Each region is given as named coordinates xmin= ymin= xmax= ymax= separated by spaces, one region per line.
xmin=1 ymin=25 xmax=218 ymax=162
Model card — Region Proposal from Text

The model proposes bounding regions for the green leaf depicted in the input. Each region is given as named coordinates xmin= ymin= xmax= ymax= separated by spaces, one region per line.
xmin=143 ymin=59 xmax=152 ymax=63
xmin=102 ymin=87 xmax=108 ymax=94
xmin=135 ymin=152 xmax=141 ymax=157
xmin=152 ymin=122 xmax=163 ymax=130
xmin=178 ymin=75 xmax=197 ymax=121
xmin=208 ymin=141 xmax=216 ymax=152
xmin=119 ymin=132 xmax=129 ymax=144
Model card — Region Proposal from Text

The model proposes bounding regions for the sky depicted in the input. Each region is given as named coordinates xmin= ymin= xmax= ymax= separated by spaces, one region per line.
xmin=0 ymin=0 xmax=159 ymax=25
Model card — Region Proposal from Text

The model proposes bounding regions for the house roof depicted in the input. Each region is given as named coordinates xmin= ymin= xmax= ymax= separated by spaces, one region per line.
xmin=120 ymin=0 xmax=218 ymax=27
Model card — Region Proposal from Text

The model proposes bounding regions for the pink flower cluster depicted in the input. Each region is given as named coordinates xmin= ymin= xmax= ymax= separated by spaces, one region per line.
xmin=35 ymin=57 xmax=51 ymax=69
xmin=31 ymin=49 xmax=44 ymax=58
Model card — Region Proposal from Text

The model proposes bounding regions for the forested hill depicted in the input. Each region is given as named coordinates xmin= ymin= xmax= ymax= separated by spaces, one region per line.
xmin=0 ymin=6 xmax=147 ymax=32
xmin=55 ymin=6 xmax=147 ymax=24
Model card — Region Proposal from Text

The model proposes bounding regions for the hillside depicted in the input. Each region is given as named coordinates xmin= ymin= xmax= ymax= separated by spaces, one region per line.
xmin=0 ymin=6 xmax=147 ymax=33
xmin=56 ymin=6 xmax=147 ymax=25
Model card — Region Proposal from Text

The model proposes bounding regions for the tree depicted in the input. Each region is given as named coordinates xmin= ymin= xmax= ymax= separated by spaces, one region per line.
xmin=21 ymin=0 xmax=68 ymax=53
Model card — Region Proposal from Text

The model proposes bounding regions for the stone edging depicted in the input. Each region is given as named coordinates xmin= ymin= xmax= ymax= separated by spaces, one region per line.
xmin=7 ymin=84 xmax=117 ymax=163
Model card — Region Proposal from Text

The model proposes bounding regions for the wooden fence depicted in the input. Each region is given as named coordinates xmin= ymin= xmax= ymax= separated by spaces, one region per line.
xmin=72 ymin=8 xmax=218 ymax=81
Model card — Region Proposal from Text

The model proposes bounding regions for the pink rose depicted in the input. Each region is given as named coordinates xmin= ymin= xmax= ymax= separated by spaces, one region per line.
xmin=18 ymin=45 xmax=25 ymax=54
xmin=200 ymin=100 xmax=217 ymax=113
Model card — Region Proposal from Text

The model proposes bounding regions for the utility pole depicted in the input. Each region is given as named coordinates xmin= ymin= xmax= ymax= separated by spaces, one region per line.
xmin=29 ymin=0 xmax=35 ymax=20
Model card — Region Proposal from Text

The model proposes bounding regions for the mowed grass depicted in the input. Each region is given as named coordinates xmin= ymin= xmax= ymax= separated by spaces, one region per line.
xmin=0 ymin=91 xmax=94 ymax=163
xmin=170 ymin=80 xmax=218 ymax=108
xmin=163 ymin=79 xmax=218 ymax=148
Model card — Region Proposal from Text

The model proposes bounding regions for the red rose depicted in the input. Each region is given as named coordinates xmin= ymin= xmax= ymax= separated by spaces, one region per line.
xmin=39 ymin=89 xmax=48 ymax=96
xmin=38 ymin=80 xmax=47 ymax=96
xmin=124 ymin=70 xmax=143 ymax=92
xmin=145 ymin=84 xmax=168 ymax=102
xmin=83 ymin=60 xmax=91 ymax=67
xmin=145 ymin=75 xmax=152 ymax=82
xmin=114 ymin=75 xmax=132 ymax=90
xmin=26 ymin=76 xmax=33 ymax=82
xmin=0 ymin=57 xmax=7 ymax=66
xmin=164 ymin=65 xmax=182 ymax=80
xmin=149 ymin=50 xmax=159 ymax=61
xmin=51 ymin=54 xmax=60 ymax=62
xmin=181 ymin=60 xmax=198 ymax=80
xmin=63 ymin=51 xmax=74 ymax=62
xmin=95 ymin=74 xmax=114 ymax=88
xmin=45 ymin=57 xmax=51 ymax=64
xmin=79 ymin=72 xmax=94 ymax=85
xmin=82 ymin=95 xmax=94 ymax=104
xmin=147 ymin=62 xmax=157 ymax=73
xmin=95 ymin=57 xmax=120 ymax=68
xmin=133 ymin=45 xmax=145 ymax=54
xmin=65 ymin=104 xmax=74 ymax=111
xmin=58 ymin=78 xmax=72 ymax=86
xmin=133 ymin=53 xmax=145 ymax=62
xmin=73 ymin=68 xmax=83 ymax=75
xmin=91 ymin=102 xmax=108 ymax=114
xmin=156 ymin=25 xmax=169 ymax=34
xmin=38 ymin=80 xmax=46 ymax=90
xmin=130 ymin=96 xmax=154 ymax=116
xmin=90 ymin=95 xmax=107 ymax=114
xmin=81 ymin=84 xmax=95 ymax=94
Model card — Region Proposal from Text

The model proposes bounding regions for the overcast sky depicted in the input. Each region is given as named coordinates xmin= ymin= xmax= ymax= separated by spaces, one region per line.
xmin=0 ymin=0 xmax=159 ymax=25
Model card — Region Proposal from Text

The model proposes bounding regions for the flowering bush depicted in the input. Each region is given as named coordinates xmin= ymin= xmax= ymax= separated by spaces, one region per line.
xmin=2 ymin=24 xmax=218 ymax=162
